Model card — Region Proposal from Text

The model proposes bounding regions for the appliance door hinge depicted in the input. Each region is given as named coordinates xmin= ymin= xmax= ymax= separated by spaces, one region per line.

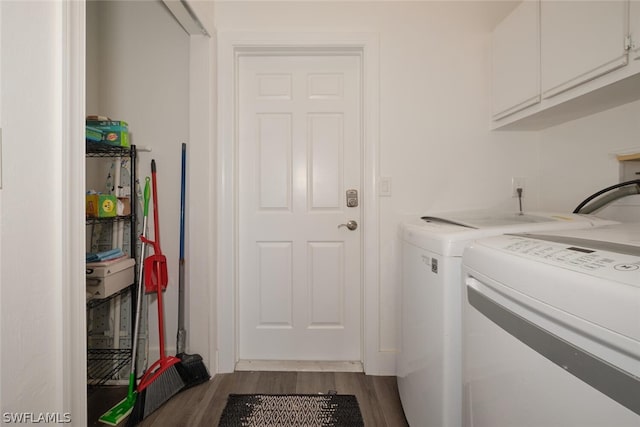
xmin=624 ymin=35 xmax=634 ymax=51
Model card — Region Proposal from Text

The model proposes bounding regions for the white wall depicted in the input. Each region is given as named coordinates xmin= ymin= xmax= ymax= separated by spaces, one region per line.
xmin=214 ymin=1 xmax=541 ymax=372
xmin=1 ymin=0 xmax=77 ymax=418
xmin=186 ymin=31 xmax=217 ymax=372
xmin=539 ymin=99 xmax=640 ymax=212
xmin=86 ymin=1 xmax=99 ymax=117
xmin=87 ymin=0 xmax=191 ymax=362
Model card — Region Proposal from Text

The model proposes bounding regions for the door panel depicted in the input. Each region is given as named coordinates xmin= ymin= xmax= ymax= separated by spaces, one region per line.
xmin=256 ymin=241 xmax=293 ymax=327
xmin=309 ymin=113 xmax=343 ymax=210
xmin=238 ymin=54 xmax=362 ymax=362
xmin=308 ymin=241 xmax=345 ymax=327
xmin=256 ymin=113 xmax=292 ymax=210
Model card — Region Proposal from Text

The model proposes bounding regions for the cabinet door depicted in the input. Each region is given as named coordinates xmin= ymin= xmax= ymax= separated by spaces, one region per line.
xmin=631 ymin=0 xmax=640 ymax=60
xmin=541 ymin=0 xmax=628 ymax=99
xmin=492 ymin=0 xmax=540 ymax=119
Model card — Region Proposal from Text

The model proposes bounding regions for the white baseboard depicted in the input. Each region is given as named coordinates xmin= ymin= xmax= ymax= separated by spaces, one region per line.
xmin=235 ymin=360 xmax=364 ymax=373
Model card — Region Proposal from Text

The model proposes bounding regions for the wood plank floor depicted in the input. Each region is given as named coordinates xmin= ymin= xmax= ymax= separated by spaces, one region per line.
xmin=88 ymin=371 xmax=408 ymax=426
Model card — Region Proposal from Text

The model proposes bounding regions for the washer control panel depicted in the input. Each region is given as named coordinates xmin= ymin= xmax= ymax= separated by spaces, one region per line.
xmin=488 ymin=235 xmax=640 ymax=284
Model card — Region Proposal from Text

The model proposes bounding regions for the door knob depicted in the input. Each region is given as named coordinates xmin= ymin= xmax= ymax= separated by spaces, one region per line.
xmin=338 ymin=220 xmax=358 ymax=231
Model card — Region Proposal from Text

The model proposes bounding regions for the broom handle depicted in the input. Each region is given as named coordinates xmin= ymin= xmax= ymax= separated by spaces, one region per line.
xmin=156 ymin=259 xmax=167 ymax=358
xmin=177 ymin=143 xmax=187 ymax=354
xmin=179 ymin=144 xmax=186 ymax=274
xmin=151 ymin=160 xmax=167 ymax=359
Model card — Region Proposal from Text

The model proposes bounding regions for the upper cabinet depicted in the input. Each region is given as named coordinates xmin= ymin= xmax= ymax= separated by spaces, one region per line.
xmin=541 ymin=0 xmax=628 ymax=99
xmin=491 ymin=0 xmax=640 ymax=130
xmin=492 ymin=0 xmax=540 ymax=119
xmin=631 ymin=0 xmax=640 ymax=60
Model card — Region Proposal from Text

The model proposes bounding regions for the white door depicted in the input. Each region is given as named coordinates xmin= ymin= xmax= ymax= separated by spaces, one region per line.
xmin=238 ymin=54 xmax=362 ymax=362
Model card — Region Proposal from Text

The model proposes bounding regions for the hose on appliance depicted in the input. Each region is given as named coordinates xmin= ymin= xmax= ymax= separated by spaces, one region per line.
xmin=573 ymin=179 xmax=640 ymax=214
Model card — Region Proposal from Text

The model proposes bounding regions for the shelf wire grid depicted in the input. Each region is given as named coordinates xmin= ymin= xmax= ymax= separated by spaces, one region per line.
xmin=87 ymin=348 xmax=131 ymax=387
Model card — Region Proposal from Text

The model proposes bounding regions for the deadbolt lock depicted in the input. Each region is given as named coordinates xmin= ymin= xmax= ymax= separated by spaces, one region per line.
xmin=346 ymin=189 xmax=358 ymax=207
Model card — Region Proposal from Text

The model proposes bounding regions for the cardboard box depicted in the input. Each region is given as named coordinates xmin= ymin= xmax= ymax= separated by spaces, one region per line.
xmin=117 ymin=197 xmax=131 ymax=216
xmin=86 ymin=120 xmax=129 ymax=147
xmin=86 ymin=257 xmax=135 ymax=299
xmin=86 ymin=194 xmax=117 ymax=217
xmin=85 ymin=126 xmax=104 ymax=142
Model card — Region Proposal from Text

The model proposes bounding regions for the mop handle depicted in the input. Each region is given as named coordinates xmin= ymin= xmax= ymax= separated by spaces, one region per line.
xmin=151 ymin=160 xmax=160 ymax=249
xmin=129 ymin=177 xmax=150 ymax=393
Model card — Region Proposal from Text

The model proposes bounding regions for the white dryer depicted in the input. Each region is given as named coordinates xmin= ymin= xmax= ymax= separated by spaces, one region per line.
xmin=397 ymin=211 xmax=616 ymax=427
xmin=462 ymin=223 xmax=640 ymax=426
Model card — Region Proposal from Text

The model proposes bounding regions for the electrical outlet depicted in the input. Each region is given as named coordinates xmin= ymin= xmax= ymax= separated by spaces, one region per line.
xmin=512 ymin=177 xmax=526 ymax=198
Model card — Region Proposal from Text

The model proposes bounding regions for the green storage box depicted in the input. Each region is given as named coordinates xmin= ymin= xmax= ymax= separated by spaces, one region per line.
xmin=86 ymin=120 xmax=129 ymax=147
xmin=86 ymin=194 xmax=117 ymax=217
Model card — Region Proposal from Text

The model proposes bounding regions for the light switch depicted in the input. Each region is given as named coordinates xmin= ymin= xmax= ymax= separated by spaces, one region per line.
xmin=379 ymin=176 xmax=391 ymax=197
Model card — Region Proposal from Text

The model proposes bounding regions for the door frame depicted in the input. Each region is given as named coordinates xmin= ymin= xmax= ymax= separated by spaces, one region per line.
xmin=63 ymin=0 xmax=87 ymax=420
xmin=216 ymin=32 xmax=382 ymax=374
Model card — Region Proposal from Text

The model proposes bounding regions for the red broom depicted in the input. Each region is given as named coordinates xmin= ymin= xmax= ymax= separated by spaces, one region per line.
xmin=127 ymin=160 xmax=186 ymax=425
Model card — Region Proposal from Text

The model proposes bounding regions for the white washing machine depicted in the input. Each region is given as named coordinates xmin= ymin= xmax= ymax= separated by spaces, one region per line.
xmin=462 ymin=223 xmax=640 ymax=427
xmin=588 ymin=193 xmax=640 ymax=223
xmin=397 ymin=211 xmax=616 ymax=427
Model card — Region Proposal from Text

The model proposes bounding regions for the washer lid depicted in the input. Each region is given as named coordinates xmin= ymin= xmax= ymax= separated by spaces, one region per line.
xmin=422 ymin=211 xmax=574 ymax=229
xmin=402 ymin=210 xmax=614 ymax=256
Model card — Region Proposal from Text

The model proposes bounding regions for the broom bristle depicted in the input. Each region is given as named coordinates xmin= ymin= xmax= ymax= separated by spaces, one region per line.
xmin=177 ymin=353 xmax=211 ymax=390
xmin=143 ymin=365 xmax=185 ymax=418
xmin=126 ymin=365 xmax=185 ymax=426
